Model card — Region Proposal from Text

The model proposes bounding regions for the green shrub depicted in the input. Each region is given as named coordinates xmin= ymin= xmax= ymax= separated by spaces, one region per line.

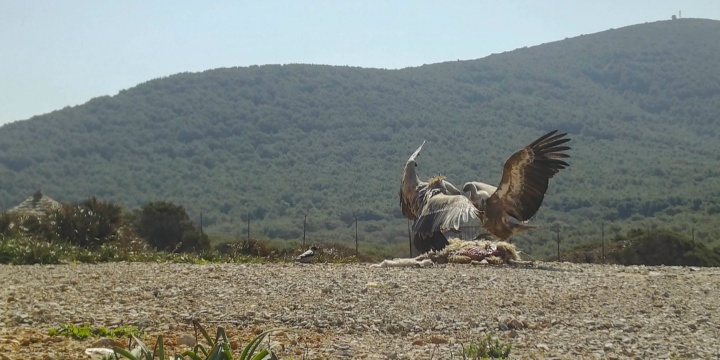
xmin=0 ymin=236 xmax=64 ymax=265
xmin=112 ymin=320 xmax=280 ymax=360
xmin=0 ymin=235 xmax=158 ymax=265
xmin=0 ymin=212 xmax=55 ymax=241
xmin=48 ymin=323 xmax=143 ymax=340
xmin=215 ymin=237 xmax=276 ymax=257
xmin=52 ymin=197 xmax=126 ymax=248
xmin=564 ymin=228 xmax=720 ymax=267
xmin=0 ymin=212 xmax=29 ymax=238
xmin=622 ymin=229 xmax=720 ymax=266
xmin=1 ymin=197 xmax=137 ymax=250
xmin=134 ymin=201 xmax=209 ymax=253
xmin=458 ymin=333 xmax=512 ymax=359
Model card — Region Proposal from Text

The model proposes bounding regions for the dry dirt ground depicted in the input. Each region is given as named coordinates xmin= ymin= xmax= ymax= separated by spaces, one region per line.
xmin=1 ymin=262 xmax=719 ymax=359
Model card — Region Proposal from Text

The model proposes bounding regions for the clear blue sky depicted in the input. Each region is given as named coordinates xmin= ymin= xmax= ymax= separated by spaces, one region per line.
xmin=1 ymin=1 xmax=718 ymax=125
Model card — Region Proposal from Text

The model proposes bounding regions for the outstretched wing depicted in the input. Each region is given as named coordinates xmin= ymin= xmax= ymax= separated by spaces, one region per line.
xmin=486 ymin=130 xmax=570 ymax=222
xmin=399 ymin=141 xmax=427 ymax=220
xmin=412 ymin=189 xmax=478 ymax=253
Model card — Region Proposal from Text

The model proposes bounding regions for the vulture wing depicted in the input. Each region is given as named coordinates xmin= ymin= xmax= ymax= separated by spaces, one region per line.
xmin=486 ymin=130 xmax=570 ymax=222
xmin=411 ymin=189 xmax=478 ymax=253
xmin=441 ymin=180 xmax=463 ymax=195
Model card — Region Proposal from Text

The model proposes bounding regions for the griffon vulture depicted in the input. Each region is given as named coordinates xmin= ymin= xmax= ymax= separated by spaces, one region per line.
xmin=411 ymin=176 xmax=479 ymax=253
xmin=411 ymin=130 xmax=570 ymax=252
xmin=398 ymin=141 xmax=463 ymax=221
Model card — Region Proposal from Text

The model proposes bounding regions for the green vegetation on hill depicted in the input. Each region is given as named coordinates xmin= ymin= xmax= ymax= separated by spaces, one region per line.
xmin=1 ymin=19 xmax=719 ymax=259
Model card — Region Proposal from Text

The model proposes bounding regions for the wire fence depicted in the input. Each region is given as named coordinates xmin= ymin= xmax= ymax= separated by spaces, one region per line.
xmin=219 ymin=212 xmax=719 ymax=261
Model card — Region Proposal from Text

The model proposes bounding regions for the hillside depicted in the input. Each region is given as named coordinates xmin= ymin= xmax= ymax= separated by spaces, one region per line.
xmin=1 ymin=18 xmax=719 ymax=258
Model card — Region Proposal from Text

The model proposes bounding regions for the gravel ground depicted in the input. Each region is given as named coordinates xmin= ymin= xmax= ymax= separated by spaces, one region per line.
xmin=1 ymin=261 xmax=719 ymax=359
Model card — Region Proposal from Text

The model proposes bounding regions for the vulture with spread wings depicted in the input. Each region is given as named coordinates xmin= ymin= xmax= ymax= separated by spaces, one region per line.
xmin=410 ymin=130 xmax=570 ymax=253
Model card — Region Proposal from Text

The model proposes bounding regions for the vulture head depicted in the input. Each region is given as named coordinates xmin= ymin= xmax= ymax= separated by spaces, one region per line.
xmin=463 ymin=182 xmax=492 ymax=208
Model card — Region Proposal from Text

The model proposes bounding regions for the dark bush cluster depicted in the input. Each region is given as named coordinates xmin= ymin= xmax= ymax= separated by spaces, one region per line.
xmin=1 ymin=198 xmax=210 ymax=264
xmin=620 ymin=229 xmax=720 ymax=267
xmin=134 ymin=201 xmax=209 ymax=253
xmin=564 ymin=228 xmax=720 ymax=267
xmin=53 ymin=197 xmax=125 ymax=248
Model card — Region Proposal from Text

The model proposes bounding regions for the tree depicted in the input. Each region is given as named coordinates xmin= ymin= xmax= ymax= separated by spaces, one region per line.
xmin=135 ymin=201 xmax=209 ymax=252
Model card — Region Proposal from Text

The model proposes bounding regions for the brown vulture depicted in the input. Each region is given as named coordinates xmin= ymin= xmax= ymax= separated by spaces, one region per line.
xmin=411 ymin=130 xmax=570 ymax=253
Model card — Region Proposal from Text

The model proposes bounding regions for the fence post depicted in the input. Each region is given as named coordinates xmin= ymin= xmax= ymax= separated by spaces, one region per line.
xmin=407 ymin=219 xmax=412 ymax=257
xmin=247 ymin=212 xmax=250 ymax=240
xmin=554 ymin=224 xmax=561 ymax=262
xmin=601 ymin=222 xmax=605 ymax=264
xmin=303 ymin=214 xmax=307 ymax=249
xmin=354 ymin=215 xmax=358 ymax=257
xmin=692 ymin=226 xmax=695 ymax=256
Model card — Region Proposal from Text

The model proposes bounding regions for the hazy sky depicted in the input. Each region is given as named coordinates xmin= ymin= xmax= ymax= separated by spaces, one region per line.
xmin=2 ymin=1 xmax=718 ymax=125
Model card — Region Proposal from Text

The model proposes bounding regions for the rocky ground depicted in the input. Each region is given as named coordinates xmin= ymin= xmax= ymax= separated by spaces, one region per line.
xmin=1 ymin=261 xmax=719 ymax=359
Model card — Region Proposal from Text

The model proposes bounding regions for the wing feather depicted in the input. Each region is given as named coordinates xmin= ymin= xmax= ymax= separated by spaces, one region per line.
xmin=411 ymin=191 xmax=479 ymax=253
xmin=488 ymin=130 xmax=570 ymax=222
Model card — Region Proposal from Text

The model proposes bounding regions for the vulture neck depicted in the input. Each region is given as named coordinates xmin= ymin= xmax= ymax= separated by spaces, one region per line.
xmin=403 ymin=162 xmax=420 ymax=186
xmin=466 ymin=186 xmax=491 ymax=207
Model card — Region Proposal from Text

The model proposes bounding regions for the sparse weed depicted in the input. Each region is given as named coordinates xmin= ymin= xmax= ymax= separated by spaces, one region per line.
xmin=111 ymin=320 xmax=282 ymax=360
xmin=48 ymin=323 xmax=143 ymax=340
xmin=456 ymin=333 xmax=512 ymax=359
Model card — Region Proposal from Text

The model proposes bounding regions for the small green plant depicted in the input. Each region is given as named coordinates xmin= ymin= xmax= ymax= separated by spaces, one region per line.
xmin=112 ymin=320 xmax=281 ymax=360
xmin=0 ymin=236 xmax=64 ymax=265
xmin=457 ymin=333 xmax=512 ymax=359
xmin=48 ymin=323 xmax=143 ymax=340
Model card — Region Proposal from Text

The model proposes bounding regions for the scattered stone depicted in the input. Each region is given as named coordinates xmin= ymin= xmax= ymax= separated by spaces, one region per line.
xmin=427 ymin=336 xmax=448 ymax=344
xmin=508 ymin=319 xmax=525 ymax=330
xmin=0 ymin=262 xmax=718 ymax=358
xmin=90 ymin=338 xmax=124 ymax=348
xmin=84 ymin=348 xmax=114 ymax=358
xmin=177 ymin=334 xmax=196 ymax=347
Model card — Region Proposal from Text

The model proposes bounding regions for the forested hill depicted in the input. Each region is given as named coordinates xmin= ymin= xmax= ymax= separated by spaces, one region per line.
xmin=1 ymin=18 xmax=719 ymax=258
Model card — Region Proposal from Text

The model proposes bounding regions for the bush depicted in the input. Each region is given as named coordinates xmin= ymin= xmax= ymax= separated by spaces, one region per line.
xmin=215 ymin=237 xmax=276 ymax=257
xmin=563 ymin=228 xmax=720 ymax=267
xmin=0 ymin=236 xmax=64 ymax=265
xmin=0 ymin=212 xmax=52 ymax=240
xmin=135 ymin=201 xmax=209 ymax=253
xmin=112 ymin=320 xmax=281 ymax=360
xmin=622 ymin=229 xmax=720 ymax=267
xmin=1 ymin=197 xmax=137 ymax=250
xmin=52 ymin=197 xmax=126 ymax=248
xmin=458 ymin=333 xmax=512 ymax=359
